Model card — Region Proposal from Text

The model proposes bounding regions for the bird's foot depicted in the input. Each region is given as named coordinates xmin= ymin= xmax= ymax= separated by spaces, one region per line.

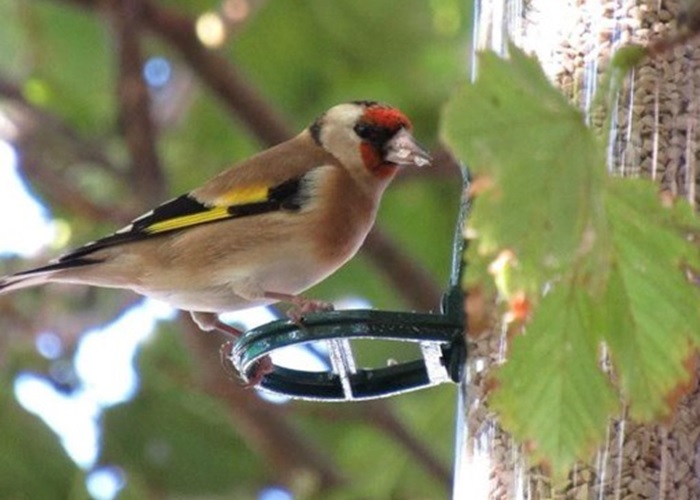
xmin=193 ymin=311 xmax=273 ymax=387
xmin=219 ymin=340 xmax=274 ymax=388
xmin=285 ymin=297 xmax=335 ymax=323
xmin=243 ymin=356 xmax=275 ymax=388
xmin=263 ymin=291 xmax=334 ymax=322
xmin=190 ymin=311 xmax=243 ymax=341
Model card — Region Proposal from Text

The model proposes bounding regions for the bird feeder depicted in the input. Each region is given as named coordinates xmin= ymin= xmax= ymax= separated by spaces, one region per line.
xmin=222 ymin=171 xmax=469 ymax=402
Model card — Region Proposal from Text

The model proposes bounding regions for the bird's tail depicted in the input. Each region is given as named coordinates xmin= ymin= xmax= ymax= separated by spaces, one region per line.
xmin=0 ymin=272 xmax=53 ymax=294
xmin=0 ymin=259 xmax=97 ymax=295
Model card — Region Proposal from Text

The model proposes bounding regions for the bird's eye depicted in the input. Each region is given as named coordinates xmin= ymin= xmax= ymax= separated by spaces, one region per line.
xmin=354 ymin=123 xmax=393 ymax=145
xmin=354 ymin=123 xmax=374 ymax=140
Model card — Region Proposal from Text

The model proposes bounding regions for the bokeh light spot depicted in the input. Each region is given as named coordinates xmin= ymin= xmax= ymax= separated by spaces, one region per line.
xmin=259 ymin=486 xmax=294 ymax=500
xmin=143 ymin=57 xmax=172 ymax=88
xmin=87 ymin=466 xmax=125 ymax=500
xmin=196 ymin=12 xmax=227 ymax=48
xmin=36 ymin=332 xmax=63 ymax=359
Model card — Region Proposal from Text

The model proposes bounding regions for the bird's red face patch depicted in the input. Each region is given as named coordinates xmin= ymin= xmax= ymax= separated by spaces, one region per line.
xmin=363 ymin=106 xmax=412 ymax=131
xmin=360 ymin=143 xmax=396 ymax=179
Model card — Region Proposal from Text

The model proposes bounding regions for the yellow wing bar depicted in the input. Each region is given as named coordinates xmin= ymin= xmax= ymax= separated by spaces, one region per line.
xmin=146 ymin=206 xmax=231 ymax=234
xmin=211 ymin=184 xmax=269 ymax=206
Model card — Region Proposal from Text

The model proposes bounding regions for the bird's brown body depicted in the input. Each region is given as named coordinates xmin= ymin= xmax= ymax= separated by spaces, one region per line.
xmin=0 ymin=101 xmax=430 ymax=338
xmin=51 ymin=131 xmax=383 ymax=314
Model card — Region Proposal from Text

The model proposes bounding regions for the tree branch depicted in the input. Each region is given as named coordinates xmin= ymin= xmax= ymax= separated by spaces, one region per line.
xmin=363 ymin=228 xmax=444 ymax=311
xmin=0 ymin=75 xmax=119 ymax=175
xmin=142 ymin=0 xmax=292 ymax=146
xmin=0 ymin=74 xmax=138 ymax=223
xmin=109 ymin=0 xmax=166 ymax=205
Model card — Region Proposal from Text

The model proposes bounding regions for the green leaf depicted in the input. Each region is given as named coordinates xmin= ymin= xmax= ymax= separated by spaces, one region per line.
xmin=442 ymin=45 xmax=700 ymax=478
xmin=610 ymin=44 xmax=647 ymax=72
xmin=491 ymin=285 xmax=618 ymax=478
xmin=602 ymin=179 xmax=700 ymax=419
xmin=441 ymin=44 xmax=607 ymax=297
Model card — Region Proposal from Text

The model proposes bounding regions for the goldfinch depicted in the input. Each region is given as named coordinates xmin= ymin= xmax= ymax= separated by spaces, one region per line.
xmin=0 ymin=101 xmax=430 ymax=340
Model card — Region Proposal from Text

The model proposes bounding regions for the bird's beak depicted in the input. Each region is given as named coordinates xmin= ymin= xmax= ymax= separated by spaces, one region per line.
xmin=384 ymin=128 xmax=432 ymax=167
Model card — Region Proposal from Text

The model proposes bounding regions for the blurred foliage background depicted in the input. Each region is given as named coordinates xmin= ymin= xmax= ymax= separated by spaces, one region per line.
xmin=0 ymin=0 xmax=470 ymax=498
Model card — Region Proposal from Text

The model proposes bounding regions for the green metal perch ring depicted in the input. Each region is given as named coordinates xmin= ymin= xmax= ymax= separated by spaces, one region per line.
xmin=226 ymin=287 xmax=466 ymax=402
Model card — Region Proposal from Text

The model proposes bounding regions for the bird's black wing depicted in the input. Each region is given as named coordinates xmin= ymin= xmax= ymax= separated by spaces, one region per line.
xmin=57 ymin=176 xmax=306 ymax=263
